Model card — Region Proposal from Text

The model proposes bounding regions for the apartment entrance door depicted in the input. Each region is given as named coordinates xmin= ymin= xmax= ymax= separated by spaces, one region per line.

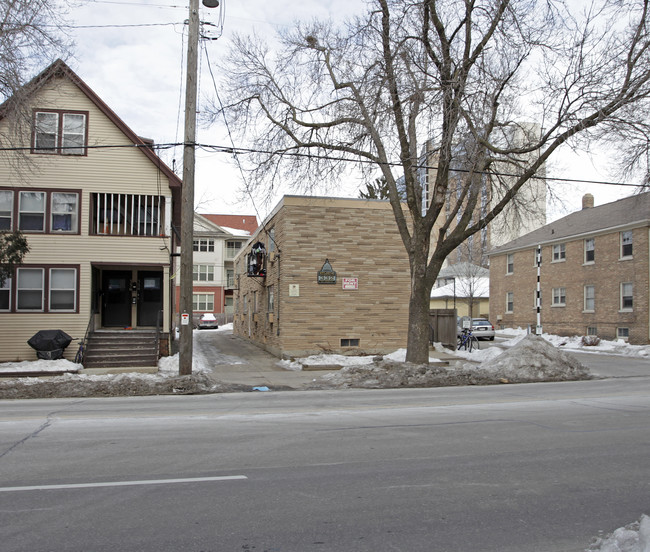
xmin=102 ymin=270 xmax=132 ymax=327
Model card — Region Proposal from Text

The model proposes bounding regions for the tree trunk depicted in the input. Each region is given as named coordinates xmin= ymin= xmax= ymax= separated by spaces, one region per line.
xmin=405 ymin=259 xmax=432 ymax=365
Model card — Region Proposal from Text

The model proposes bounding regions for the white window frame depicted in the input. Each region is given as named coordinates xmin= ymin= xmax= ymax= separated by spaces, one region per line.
xmin=267 ymin=285 xmax=274 ymax=312
xmin=506 ymin=253 xmax=514 ymax=275
xmin=620 ymin=231 xmax=633 ymax=259
xmin=192 ymin=293 xmax=214 ymax=312
xmin=34 ymin=111 xmax=87 ymax=155
xmin=584 ymin=238 xmax=595 ymax=264
xmin=0 ymin=190 xmax=13 ymax=231
xmin=506 ymin=291 xmax=514 ymax=313
xmin=51 ymin=192 xmax=79 ymax=233
xmin=193 ymin=264 xmax=215 ymax=282
xmin=552 ymin=243 xmax=566 ymax=262
xmin=0 ymin=276 xmax=11 ymax=311
xmin=617 ymin=327 xmax=630 ymax=341
xmin=226 ymin=240 xmax=242 ymax=259
xmin=61 ymin=113 xmax=86 ymax=155
xmin=583 ymin=285 xmax=595 ymax=312
xmin=49 ymin=268 xmax=77 ymax=311
xmin=16 ymin=268 xmax=44 ymax=311
xmin=18 ymin=191 xmax=46 ymax=232
xmin=193 ymin=239 xmax=215 ymax=252
xmin=620 ymin=282 xmax=633 ymax=311
xmin=34 ymin=112 xmax=59 ymax=153
xmin=552 ymin=287 xmax=566 ymax=307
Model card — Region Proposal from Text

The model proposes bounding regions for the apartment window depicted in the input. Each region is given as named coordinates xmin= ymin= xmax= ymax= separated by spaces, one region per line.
xmin=226 ymin=240 xmax=242 ymax=259
xmin=617 ymin=327 xmax=630 ymax=341
xmin=49 ymin=268 xmax=77 ymax=311
xmin=552 ymin=243 xmax=566 ymax=262
xmin=253 ymin=291 xmax=258 ymax=313
xmin=33 ymin=111 xmax=87 ymax=155
xmin=16 ymin=268 xmax=44 ymax=311
xmin=243 ymin=293 xmax=248 ymax=314
xmin=193 ymin=264 xmax=214 ymax=282
xmin=19 ymin=191 xmax=45 ymax=231
xmin=0 ymin=277 xmax=11 ymax=311
xmin=587 ymin=327 xmax=598 ymax=336
xmin=0 ymin=190 xmax=13 ymax=230
xmin=193 ymin=239 xmax=214 ymax=252
xmin=552 ymin=287 xmax=566 ymax=306
xmin=506 ymin=292 xmax=514 ymax=313
xmin=226 ymin=269 xmax=234 ymax=288
xmin=584 ymin=238 xmax=595 ymax=263
xmin=621 ymin=231 xmax=633 ymax=258
xmin=584 ymin=285 xmax=595 ymax=312
xmin=192 ymin=293 xmax=214 ymax=312
xmin=51 ymin=192 xmax=79 ymax=232
xmin=267 ymin=285 xmax=274 ymax=312
xmin=268 ymin=228 xmax=276 ymax=254
xmin=341 ymin=338 xmax=360 ymax=347
xmin=506 ymin=254 xmax=514 ymax=274
xmin=93 ymin=193 xmax=163 ymax=236
xmin=620 ymin=282 xmax=633 ymax=311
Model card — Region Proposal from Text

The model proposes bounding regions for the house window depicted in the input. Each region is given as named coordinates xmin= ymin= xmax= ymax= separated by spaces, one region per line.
xmin=341 ymin=338 xmax=360 ymax=347
xmin=253 ymin=291 xmax=258 ymax=313
xmin=617 ymin=327 xmax=630 ymax=341
xmin=506 ymin=292 xmax=514 ymax=313
xmin=19 ymin=191 xmax=45 ymax=231
xmin=268 ymin=228 xmax=276 ymax=254
xmin=51 ymin=192 xmax=79 ymax=233
xmin=193 ymin=239 xmax=214 ymax=252
xmin=506 ymin=254 xmax=514 ymax=274
xmin=584 ymin=285 xmax=595 ymax=311
xmin=584 ymin=238 xmax=595 ymax=263
xmin=267 ymin=285 xmax=274 ymax=312
xmin=193 ymin=264 xmax=214 ymax=282
xmin=33 ymin=111 xmax=87 ymax=155
xmin=621 ymin=231 xmax=633 ymax=258
xmin=16 ymin=268 xmax=44 ymax=311
xmin=192 ymin=293 xmax=214 ymax=312
xmin=620 ymin=282 xmax=633 ymax=311
xmin=587 ymin=326 xmax=598 ymax=336
xmin=552 ymin=287 xmax=566 ymax=306
xmin=49 ymin=268 xmax=77 ymax=311
xmin=226 ymin=240 xmax=242 ymax=259
xmin=0 ymin=277 xmax=11 ymax=311
xmin=552 ymin=243 xmax=566 ymax=262
xmin=92 ymin=193 xmax=163 ymax=236
xmin=226 ymin=269 xmax=234 ymax=288
xmin=0 ymin=190 xmax=13 ymax=230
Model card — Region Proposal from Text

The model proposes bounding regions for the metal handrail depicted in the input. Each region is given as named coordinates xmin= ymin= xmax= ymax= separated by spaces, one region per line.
xmin=155 ymin=309 xmax=163 ymax=360
xmin=78 ymin=311 xmax=95 ymax=365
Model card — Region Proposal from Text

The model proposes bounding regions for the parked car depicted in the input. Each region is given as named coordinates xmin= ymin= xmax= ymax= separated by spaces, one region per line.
xmin=196 ymin=313 xmax=218 ymax=329
xmin=469 ymin=318 xmax=495 ymax=340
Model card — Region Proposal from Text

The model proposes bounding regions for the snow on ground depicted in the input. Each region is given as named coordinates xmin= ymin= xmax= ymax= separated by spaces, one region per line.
xmin=586 ymin=514 xmax=650 ymax=552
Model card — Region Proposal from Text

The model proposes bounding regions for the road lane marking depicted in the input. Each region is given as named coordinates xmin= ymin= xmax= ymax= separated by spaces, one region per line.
xmin=0 ymin=475 xmax=248 ymax=493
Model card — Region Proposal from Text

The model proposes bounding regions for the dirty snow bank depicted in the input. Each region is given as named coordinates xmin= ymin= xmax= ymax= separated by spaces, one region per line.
xmin=309 ymin=335 xmax=590 ymax=389
xmin=586 ymin=514 xmax=650 ymax=552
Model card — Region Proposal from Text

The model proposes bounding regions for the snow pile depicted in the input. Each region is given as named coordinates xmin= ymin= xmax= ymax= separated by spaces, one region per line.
xmin=587 ymin=514 xmax=650 ymax=552
xmin=478 ymin=334 xmax=589 ymax=382
xmin=0 ymin=358 xmax=82 ymax=373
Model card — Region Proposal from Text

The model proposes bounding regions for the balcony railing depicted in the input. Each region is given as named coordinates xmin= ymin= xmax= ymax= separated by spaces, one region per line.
xmin=91 ymin=193 xmax=165 ymax=236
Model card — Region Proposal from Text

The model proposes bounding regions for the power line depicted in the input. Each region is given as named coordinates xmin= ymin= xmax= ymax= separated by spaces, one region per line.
xmin=1 ymin=142 xmax=645 ymax=189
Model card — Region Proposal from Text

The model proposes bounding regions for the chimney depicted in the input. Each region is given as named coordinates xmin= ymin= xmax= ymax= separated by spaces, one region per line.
xmin=582 ymin=193 xmax=594 ymax=210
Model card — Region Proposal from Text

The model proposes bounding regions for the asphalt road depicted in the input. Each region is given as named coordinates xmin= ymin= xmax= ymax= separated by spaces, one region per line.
xmin=2 ymin=378 xmax=650 ymax=552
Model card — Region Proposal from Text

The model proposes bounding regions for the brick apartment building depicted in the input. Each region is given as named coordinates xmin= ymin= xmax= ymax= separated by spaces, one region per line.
xmin=488 ymin=192 xmax=649 ymax=344
xmin=232 ymin=196 xmax=411 ymax=358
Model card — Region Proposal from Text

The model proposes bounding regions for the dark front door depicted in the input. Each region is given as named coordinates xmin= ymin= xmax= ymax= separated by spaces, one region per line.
xmin=102 ymin=270 xmax=132 ymax=327
xmin=137 ymin=271 xmax=162 ymax=327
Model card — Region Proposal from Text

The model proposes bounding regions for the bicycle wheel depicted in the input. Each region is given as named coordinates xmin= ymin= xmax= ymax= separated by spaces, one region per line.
xmin=468 ymin=335 xmax=479 ymax=352
xmin=456 ymin=336 xmax=464 ymax=351
xmin=74 ymin=345 xmax=84 ymax=364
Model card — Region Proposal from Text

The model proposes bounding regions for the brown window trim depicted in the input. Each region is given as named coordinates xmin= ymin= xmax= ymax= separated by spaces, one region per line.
xmin=11 ymin=263 xmax=81 ymax=314
xmin=31 ymin=109 xmax=89 ymax=156
xmin=1 ymin=187 xmax=82 ymax=235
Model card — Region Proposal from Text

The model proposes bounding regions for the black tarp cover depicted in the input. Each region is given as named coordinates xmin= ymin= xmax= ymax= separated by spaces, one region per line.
xmin=27 ymin=329 xmax=73 ymax=352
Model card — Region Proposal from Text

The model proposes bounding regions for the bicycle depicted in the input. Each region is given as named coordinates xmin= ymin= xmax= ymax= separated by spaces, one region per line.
xmin=457 ymin=328 xmax=479 ymax=352
xmin=73 ymin=338 xmax=86 ymax=365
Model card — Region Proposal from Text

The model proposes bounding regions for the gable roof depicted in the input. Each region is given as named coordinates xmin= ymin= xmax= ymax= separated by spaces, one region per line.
xmin=489 ymin=192 xmax=650 ymax=255
xmin=200 ymin=214 xmax=258 ymax=235
xmin=1 ymin=59 xmax=182 ymax=208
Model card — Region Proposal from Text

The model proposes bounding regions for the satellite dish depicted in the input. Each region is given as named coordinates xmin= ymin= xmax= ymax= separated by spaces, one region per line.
xmin=202 ymin=0 xmax=220 ymax=7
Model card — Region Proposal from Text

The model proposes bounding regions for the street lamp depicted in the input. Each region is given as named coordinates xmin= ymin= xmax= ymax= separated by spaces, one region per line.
xmin=179 ymin=0 xmax=219 ymax=375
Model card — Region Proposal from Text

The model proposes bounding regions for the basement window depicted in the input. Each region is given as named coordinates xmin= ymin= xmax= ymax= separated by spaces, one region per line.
xmin=341 ymin=338 xmax=360 ymax=347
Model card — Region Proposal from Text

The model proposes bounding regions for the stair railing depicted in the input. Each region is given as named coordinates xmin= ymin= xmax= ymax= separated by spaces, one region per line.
xmin=77 ymin=312 xmax=96 ymax=365
xmin=155 ymin=309 xmax=163 ymax=360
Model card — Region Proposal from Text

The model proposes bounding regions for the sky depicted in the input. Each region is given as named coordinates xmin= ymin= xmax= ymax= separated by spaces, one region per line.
xmin=62 ymin=0 xmax=639 ymax=223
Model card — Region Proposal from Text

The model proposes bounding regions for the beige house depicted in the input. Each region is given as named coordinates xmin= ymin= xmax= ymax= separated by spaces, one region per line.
xmin=0 ymin=60 xmax=181 ymax=364
xmin=430 ymin=263 xmax=489 ymax=318
xmin=233 ymin=196 xmax=411 ymax=358
xmin=488 ymin=193 xmax=650 ymax=344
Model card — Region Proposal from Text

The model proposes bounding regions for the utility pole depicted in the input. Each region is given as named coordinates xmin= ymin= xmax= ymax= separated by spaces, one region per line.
xmin=179 ymin=0 xmax=218 ymax=375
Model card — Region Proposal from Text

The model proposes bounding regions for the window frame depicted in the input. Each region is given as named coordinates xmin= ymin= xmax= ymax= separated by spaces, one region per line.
xmin=51 ymin=192 xmax=79 ymax=233
xmin=552 ymin=243 xmax=566 ymax=262
xmin=192 ymin=292 xmax=214 ymax=312
xmin=192 ymin=264 xmax=215 ymax=282
xmin=12 ymin=265 xmax=80 ymax=313
xmin=616 ymin=327 xmax=630 ymax=341
xmin=32 ymin=110 xmax=88 ymax=156
xmin=620 ymin=282 xmax=633 ymax=311
xmin=506 ymin=253 xmax=514 ymax=275
xmin=18 ymin=191 xmax=46 ymax=232
xmin=620 ymin=231 xmax=633 ymax=259
xmin=49 ymin=267 xmax=78 ymax=312
xmin=0 ymin=276 xmax=11 ymax=311
xmin=584 ymin=238 xmax=595 ymax=264
xmin=506 ymin=291 xmax=514 ymax=313
xmin=0 ymin=189 xmax=13 ymax=231
xmin=193 ymin=238 xmax=215 ymax=252
xmin=2 ymin=188 xmax=81 ymax=234
xmin=552 ymin=287 xmax=566 ymax=307
xmin=583 ymin=285 xmax=595 ymax=312
xmin=267 ymin=285 xmax=274 ymax=312
xmin=226 ymin=240 xmax=243 ymax=259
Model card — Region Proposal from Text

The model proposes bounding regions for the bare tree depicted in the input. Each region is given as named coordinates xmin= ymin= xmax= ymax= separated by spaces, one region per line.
xmin=212 ymin=0 xmax=650 ymax=363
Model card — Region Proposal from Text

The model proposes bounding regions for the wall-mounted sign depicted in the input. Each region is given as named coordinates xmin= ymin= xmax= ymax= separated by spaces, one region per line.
xmin=289 ymin=284 xmax=300 ymax=297
xmin=342 ymin=277 xmax=358 ymax=290
xmin=317 ymin=259 xmax=337 ymax=284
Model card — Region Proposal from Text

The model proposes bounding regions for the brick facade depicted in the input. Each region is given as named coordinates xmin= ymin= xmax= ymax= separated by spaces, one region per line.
xmin=233 ymin=196 xmax=411 ymax=358
xmin=489 ymin=225 xmax=649 ymax=344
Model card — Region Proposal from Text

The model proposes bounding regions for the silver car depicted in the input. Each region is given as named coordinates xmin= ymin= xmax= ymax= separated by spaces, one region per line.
xmin=469 ymin=318 xmax=495 ymax=340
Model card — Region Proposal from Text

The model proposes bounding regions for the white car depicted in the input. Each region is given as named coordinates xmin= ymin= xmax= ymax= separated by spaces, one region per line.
xmin=196 ymin=313 xmax=218 ymax=329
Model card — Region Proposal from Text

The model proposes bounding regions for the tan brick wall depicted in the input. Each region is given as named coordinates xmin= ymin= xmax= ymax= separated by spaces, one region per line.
xmin=489 ymin=226 xmax=649 ymax=344
xmin=234 ymin=197 xmax=411 ymax=357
